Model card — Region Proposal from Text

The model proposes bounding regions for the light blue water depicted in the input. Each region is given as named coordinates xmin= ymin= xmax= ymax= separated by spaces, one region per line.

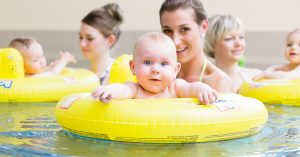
xmin=0 ymin=103 xmax=300 ymax=157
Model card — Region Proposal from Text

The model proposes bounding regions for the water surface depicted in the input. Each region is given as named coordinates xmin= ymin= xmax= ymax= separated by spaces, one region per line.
xmin=0 ymin=103 xmax=300 ymax=157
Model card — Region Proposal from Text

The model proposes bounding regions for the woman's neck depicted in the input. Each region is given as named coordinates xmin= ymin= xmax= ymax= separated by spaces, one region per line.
xmin=215 ymin=58 xmax=239 ymax=76
xmin=215 ymin=58 xmax=244 ymax=92
xmin=178 ymin=51 xmax=206 ymax=82
xmin=90 ymin=54 xmax=113 ymax=77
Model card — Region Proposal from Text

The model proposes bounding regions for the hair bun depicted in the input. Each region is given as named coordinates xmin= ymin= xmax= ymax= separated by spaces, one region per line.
xmin=103 ymin=3 xmax=124 ymax=24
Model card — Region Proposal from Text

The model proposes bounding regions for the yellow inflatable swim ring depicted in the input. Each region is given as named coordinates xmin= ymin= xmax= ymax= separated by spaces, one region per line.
xmin=0 ymin=48 xmax=24 ymax=79
xmin=55 ymin=93 xmax=268 ymax=143
xmin=109 ymin=54 xmax=136 ymax=83
xmin=239 ymin=79 xmax=300 ymax=106
xmin=0 ymin=48 xmax=100 ymax=102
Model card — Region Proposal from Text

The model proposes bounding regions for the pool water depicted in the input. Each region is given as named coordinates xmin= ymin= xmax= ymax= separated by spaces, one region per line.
xmin=0 ymin=103 xmax=300 ymax=157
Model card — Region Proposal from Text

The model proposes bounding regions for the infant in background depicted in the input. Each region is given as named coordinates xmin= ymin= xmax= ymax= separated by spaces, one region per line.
xmin=9 ymin=37 xmax=76 ymax=77
xmin=256 ymin=28 xmax=300 ymax=80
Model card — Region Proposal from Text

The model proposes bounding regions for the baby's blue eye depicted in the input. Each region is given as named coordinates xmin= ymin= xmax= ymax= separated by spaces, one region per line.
xmin=161 ymin=62 xmax=168 ymax=66
xmin=144 ymin=60 xmax=151 ymax=65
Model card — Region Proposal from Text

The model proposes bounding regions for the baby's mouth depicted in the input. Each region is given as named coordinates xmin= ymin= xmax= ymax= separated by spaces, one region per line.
xmin=290 ymin=52 xmax=298 ymax=56
xmin=150 ymin=79 xmax=160 ymax=82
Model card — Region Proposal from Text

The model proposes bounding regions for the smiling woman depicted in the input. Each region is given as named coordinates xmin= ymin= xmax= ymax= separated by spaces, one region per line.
xmin=204 ymin=14 xmax=262 ymax=92
xmin=159 ymin=0 xmax=234 ymax=92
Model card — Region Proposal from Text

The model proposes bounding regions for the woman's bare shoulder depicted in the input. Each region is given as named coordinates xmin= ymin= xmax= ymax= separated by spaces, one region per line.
xmin=204 ymin=62 xmax=234 ymax=92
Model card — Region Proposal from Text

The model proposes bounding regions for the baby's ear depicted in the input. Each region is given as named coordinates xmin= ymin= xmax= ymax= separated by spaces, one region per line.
xmin=129 ymin=60 xmax=135 ymax=75
xmin=174 ymin=63 xmax=181 ymax=75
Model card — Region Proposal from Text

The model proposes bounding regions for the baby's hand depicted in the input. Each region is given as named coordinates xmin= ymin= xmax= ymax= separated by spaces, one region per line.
xmin=59 ymin=51 xmax=77 ymax=63
xmin=49 ymin=59 xmax=59 ymax=68
xmin=91 ymin=86 xmax=113 ymax=104
xmin=197 ymin=84 xmax=218 ymax=105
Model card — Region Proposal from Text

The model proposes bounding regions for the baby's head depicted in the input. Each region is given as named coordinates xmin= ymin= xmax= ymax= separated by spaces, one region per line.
xmin=287 ymin=28 xmax=300 ymax=43
xmin=9 ymin=37 xmax=47 ymax=75
xmin=287 ymin=28 xmax=300 ymax=39
xmin=285 ymin=28 xmax=300 ymax=65
xmin=130 ymin=32 xmax=181 ymax=93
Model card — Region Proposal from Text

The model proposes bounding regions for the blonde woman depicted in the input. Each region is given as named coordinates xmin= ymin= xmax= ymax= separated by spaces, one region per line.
xmin=204 ymin=14 xmax=262 ymax=92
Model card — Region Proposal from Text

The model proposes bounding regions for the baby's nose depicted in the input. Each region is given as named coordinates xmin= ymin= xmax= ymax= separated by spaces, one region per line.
xmin=151 ymin=64 xmax=160 ymax=73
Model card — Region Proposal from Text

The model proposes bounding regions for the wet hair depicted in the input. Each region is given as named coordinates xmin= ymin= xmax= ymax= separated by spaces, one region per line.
xmin=159 ymin=0 xmax=207 ymax=25
xmin=9 ymin=37 xmax=37 ymax=51
xmin=82 ymin=3 xmax=123 ymax=43
xmin=204 ymin=14 xmax=244 ymax=58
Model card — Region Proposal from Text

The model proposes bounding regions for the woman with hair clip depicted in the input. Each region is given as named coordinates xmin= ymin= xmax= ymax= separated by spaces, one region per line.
xmin=79 ymin=3 xmax=124 ymax=85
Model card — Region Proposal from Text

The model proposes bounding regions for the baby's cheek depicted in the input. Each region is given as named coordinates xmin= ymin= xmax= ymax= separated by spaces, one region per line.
xmin=168 ymin=69 xmax=177 ymax=79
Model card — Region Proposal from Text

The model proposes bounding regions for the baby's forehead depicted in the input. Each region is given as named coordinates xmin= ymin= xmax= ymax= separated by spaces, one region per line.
xmin=134 ymin=49 xmax=177 ymax=62
xmin=137 ymin=39 xmax=174 ymax=51
xmin=139 ymin=36 xmax=175 ymax=49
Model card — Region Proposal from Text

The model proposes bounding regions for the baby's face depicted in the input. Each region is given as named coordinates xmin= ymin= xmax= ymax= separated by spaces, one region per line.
xmin=132 ymin=40 xmax=180 ymax=93
xmin=22 ymin=43 xmax=47 ymax=74
xmin=285 ymin=32 xmax=300 ymax=65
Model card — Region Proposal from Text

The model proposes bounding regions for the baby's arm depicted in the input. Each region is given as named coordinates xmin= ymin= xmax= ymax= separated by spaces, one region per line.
xmin=262 ymin=65 xmax=300 ymax=79
xmin=49 ymin=51 xmax=76 ymax=75
xmin=174 ymin=79 xmax=218 ymax=104
xmin=29 ymin=71 xmax=54 ymax=77
xmin=253 ymin=65 xmax=281 ymax=80
xmin=91 ymin=82 xmax=138 ymax=103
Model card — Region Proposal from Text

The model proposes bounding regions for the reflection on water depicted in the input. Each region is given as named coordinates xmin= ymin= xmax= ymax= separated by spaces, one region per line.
xmin=0 ymin=103 xmax=300 ymax=157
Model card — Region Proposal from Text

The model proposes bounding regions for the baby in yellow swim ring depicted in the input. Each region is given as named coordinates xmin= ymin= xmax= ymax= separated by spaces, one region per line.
xmin=255 ymin=28 xmax=300 ymax=80
xmin=9 ymin=37 xmax=77 ymax=77
xmin=91 ymin=32 xmax=218 ymax=104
